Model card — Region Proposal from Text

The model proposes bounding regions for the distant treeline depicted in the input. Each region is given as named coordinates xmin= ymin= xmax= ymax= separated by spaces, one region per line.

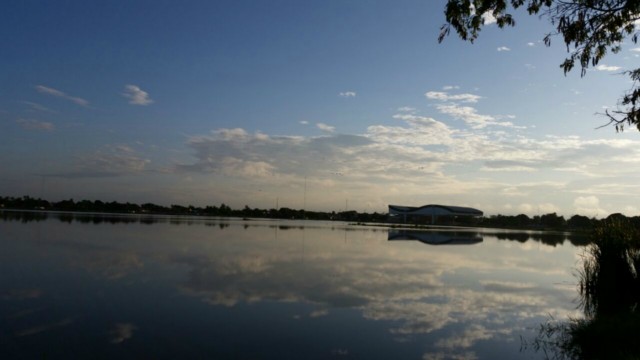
xmin=469 ymin=211 xmax=639 ymax=231
xmin=0 ymin=195 xmax=386 ymax=222
xmin=1 ymin=195 xmax=638 ymax=231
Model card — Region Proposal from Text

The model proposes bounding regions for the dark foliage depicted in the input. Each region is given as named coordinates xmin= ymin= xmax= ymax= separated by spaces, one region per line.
xmin=0 ymin=196 xmax=387 ymax=223
xmin=525 ymin=218 xmax=640 ymax=359
xmin=1 ymin=195 xmax=637 ymax=231
xmin=440 ymin=0 xmax=640 ymax=131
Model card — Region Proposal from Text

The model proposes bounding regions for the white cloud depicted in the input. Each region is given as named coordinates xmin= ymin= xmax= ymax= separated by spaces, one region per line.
xmin=538 ymin=203 xmax=561 ymax=214
xmin=123 ymin=84 xmax=153 ymax=105
xmin=55 ymin=144 xmax=150 ymax=178
xmin=482 ymin=12 xmax=497 ymax=25
xmin=339 ymin=91 xmax=356 ymax=97
xmin=299 ymin=120 xmax=309 ymax=125
xmin=573 ymin=196 xmax=606 ymax=217
xmin=16 ymin=119 xmax=54 ymax=131
xmin=594 ymin=64 xmax=621 ymax=71
xmin=443 ymin=85 xmax=460 ymax=90
xmin=21 ymin=101 xmax=56 ymax=113
xmin=424 ymin=90 xmax=521 ymax=129
xmin=219 ymin=157 xmax=276 ymax=178
xmin=172 ymin=99 xmax=640 ymax=216
xmin=527 ymin=42 xmax=535 ymax=47
xmin=35 ymin=85 xmax=89 ymax=106
xmin=497 ymin=46 xmax=511 ymax=52
xmin=630 ymin=47 xmax=640 ymax=52
xmin=436 ymin=104 xmax=511 ymax=129
xmin=482 ymin=164 xmax=536 ymax=172
xmin=316 ymin=123 xmax=335 ymax=132
xmin=397 ymin=106 xmax=416 ymax=113
xmin=469 ymin=4 xmax=496 ymax=26
xmin=516 ymin=204 xmax=530 ymax=214
xmin=254 ymin=132 xmax=269 ymax=141
xmin=386 ymin=114 xmax=455 ymax=141
xmin=425 ymin=91 xmax=481 ymax=103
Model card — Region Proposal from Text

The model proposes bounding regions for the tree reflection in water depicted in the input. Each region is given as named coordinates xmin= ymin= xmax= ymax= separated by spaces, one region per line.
xmin=527 ymin=218 xmax=640 ymax=359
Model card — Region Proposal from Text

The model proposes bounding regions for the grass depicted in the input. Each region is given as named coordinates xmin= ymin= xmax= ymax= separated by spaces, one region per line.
xmin=525 ymin=218 xmax=640 ymax=360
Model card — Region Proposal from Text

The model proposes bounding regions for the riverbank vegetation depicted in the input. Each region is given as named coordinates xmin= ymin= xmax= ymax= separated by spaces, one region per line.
xmin=0 ymin=195 xmax=387 ymax=222
xmin=525 ymin=218 xmax=640 ymax=359
xmin=1 ymin=195 xmax=638 ymax=232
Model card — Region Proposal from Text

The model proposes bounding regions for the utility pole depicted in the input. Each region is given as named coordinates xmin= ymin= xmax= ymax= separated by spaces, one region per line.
xmin=303 ymin=176 xmax=307 ymax=219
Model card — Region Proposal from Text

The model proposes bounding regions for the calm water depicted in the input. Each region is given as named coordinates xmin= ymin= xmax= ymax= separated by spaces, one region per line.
xmin=0 ymin=212 xmax=585 ymax=359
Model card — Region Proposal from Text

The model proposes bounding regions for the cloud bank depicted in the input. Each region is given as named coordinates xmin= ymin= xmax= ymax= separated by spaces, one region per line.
xmin=169 ymin=89 xmax=640 ymax=215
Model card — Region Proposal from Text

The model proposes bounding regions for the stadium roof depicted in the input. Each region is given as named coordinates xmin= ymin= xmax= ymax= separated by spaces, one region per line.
xmin=388 ymin=204 xmax=483 ymax=217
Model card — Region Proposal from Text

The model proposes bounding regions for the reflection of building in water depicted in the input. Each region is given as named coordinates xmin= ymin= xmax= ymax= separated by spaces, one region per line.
xmin=388 ymin=229 xmax=483 ymax=245
xmin=388 ymin=204 xmax=483 ymax=225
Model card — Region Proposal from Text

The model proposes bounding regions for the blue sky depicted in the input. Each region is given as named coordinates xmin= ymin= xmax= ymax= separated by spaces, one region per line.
xmin=2 ymin=0 xmax=640 ymax=217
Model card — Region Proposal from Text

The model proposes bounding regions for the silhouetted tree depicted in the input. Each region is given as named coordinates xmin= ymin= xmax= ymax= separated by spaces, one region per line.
xmin=527 ymin=218 xmax=640 ymax=359
xmin=540 ymin=212 xmax=566 ymax=228
xmin=440 ymin=0 xmax=640 ymax=131
xmin=568 ymin=214 xmax=593 ymax=229
xmin=56 ymin=198 xmax=76 ymax=211
xmin=218 ymin=203 xmax=232 ymax=216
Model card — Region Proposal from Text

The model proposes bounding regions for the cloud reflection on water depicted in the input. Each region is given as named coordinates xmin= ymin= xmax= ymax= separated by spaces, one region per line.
xmin=15 ymin=317 xmax=74 ymax=337
xmin=164 ymin=224 xmax=578 ymax=357
xmin=110 ymin=322 xmax=137 ymax=344
xmin=1 ymin=288 xmax=43 ymax=300
xmin=0 ymin=216 xmax=581 ymax=358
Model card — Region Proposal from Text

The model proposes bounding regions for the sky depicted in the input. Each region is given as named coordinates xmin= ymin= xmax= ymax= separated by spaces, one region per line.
xmin=2 ymin=0 xmax=640 ymax=217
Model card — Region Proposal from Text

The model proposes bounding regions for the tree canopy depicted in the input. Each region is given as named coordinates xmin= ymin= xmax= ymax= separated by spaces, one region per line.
xmin=439 ymin=0 xmax=640 ymax=131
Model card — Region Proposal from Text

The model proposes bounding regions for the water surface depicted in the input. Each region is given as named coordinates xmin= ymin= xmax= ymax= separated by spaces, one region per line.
xmin=0 ymin=212 xmax=584 ymax=359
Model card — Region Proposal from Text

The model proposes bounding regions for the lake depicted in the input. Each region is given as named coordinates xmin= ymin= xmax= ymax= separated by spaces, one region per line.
xmin=0 ymin=211 xmax=586 ymax=359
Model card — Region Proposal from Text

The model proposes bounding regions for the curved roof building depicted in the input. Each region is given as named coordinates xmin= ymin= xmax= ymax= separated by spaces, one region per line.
xmin=388 ymin=204 xmax=483 ymax=224
xmin=389 ymin=204 xmax=483 ymax=217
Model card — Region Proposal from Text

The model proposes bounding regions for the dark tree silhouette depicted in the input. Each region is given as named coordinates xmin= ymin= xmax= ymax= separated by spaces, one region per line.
xmin=526 ymin=218 xmax=640 ymax=359
xmin=439 ymin=0 xmax=640 ymax=131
